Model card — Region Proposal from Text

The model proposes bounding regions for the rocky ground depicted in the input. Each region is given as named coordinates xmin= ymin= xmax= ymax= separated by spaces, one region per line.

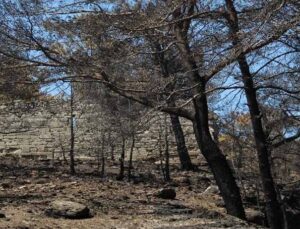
xmin=0 ymin=156 xmax=267 ymax=229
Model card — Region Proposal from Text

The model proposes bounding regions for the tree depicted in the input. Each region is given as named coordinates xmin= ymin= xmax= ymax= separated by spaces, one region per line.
xmin=0 ymin=56 xmax=39 ymax=102
xmin=0 ymin=0 xmax=299 ymax=223
xmin=223 ymin=1 xmax=299 ymax=228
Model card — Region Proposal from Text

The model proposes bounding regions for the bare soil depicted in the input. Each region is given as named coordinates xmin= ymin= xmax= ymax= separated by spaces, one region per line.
xmin=0 ymin=156 xmax=263 ymax=229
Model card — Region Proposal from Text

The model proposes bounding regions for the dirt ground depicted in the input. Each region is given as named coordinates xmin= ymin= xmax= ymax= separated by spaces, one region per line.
xmin=0 ymin=156 xmax=263 ymax=229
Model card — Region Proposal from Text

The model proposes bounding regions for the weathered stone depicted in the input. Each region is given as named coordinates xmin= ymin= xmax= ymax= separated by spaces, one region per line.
xmin=45 ymin=200 xmax=91 ymax=219
xmin=155 ymin=188 xmax=176 ymax=200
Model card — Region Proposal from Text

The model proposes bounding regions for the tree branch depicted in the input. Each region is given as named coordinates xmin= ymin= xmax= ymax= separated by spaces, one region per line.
xmin=272 ymin=129 xmax=300 ymax=148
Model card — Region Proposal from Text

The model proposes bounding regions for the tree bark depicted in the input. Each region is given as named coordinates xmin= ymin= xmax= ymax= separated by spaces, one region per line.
xmin=170 ymin=114 xmax=194 ymax=170
xmin=224 ymin=1 xmax=285 ymax=228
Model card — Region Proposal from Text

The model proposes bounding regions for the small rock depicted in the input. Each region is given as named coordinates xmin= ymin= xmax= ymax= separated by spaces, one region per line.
xmin=45 ymin=200 xmax=91 ymax=219
xmin=202 ymin=185 xmax=219 ymax=195
xmin=0 ymin=211 xmax=6 ymax=218
xmin=1 ymin=182 xmax=12 ymax=189
xmin=35 ymin=178 xmax=48 ymax=184
xmin=155 ymin=188 xmax=176 ymax=199
xmin=26 ymin=209 xmax=33 ymax=213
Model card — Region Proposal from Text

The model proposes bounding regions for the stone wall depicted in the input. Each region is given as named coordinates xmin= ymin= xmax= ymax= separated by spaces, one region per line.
xmin=0 ymin=99 xmax=200 ymax=160
xmin=0 ymin=100 xmax=70 ymax=158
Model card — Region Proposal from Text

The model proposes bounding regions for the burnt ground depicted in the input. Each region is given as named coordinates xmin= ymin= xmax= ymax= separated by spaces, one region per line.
xmin=0 ymin=156 xmax=264 ymax=229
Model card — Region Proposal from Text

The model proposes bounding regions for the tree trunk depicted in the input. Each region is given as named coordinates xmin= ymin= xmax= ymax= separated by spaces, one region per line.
xmin=128 ymin=134 xmax=135 ymax=181
xmin=164 ymin=115 xmax=171 ymax=182
xmin=100 ymin=133 xmax=105 ymax=178
xmin=225 ymin=1 xmax=285 ymax=227
xmin=238 ymin=56 xmax=284 ymax=229
xmin=148 ymin=37 xmax=194 ymax=172
xmin=239 ymin=57 xmax=284 ymax=229
xmin=69 ymin=84 xmax=75 ymax=175
xmin=241 ymin=62 xmax=285 ymax=228
xmin=111 ymin=145 xmax=115 ymax=161
xmin=170 ymin=114 xmax=194 ymax=170
xmin=117 ymin=136 xmax=125 ymax=180
xmin=193 ymin=97 xmax=246 ymax=219
xmin=158 ymin=123 xmax=166 ymax=179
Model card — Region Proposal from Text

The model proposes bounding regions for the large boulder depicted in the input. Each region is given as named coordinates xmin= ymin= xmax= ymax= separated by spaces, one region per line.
xmin=155 ymin=188 xmax=176 ymax=200
xmin=45 ymin=200 xmax=91 ymax=219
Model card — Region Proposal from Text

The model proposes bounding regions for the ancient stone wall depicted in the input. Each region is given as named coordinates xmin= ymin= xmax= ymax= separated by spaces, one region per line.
xmin=0 ymin=99 xmax=199 ymax=160
xmin=0 ymin=100 xmax=70 ymax=158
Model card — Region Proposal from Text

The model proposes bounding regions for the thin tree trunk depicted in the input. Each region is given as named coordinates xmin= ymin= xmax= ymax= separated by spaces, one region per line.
xmin=108 ymin=132 xmax=115 ymax=161
xmin=148 ymin=34 xmax=194 ymax=172
xmin=239 ymin=43 xmax=284 ymax=229
xmin=224 ymin=1 xmax=285 ymax=228
xmin=100 ymin=133 xmax=105 ymax=178
xmin=128 ymin=134 xmax=135 ymax=181
xmin=111 ymin=145 xmax=115 ymax=161
xmin=164 ymin=115 xmax=171 ymax=182
xmin=117 ymin=136 xmax=125 ymax=180
xmin=158 ymin=123 xmax=166 ymax=179
xmin=69 ymin=84 xmax=75 ymax=175
xmin=169 ymin=114 xmax=194 ymax=170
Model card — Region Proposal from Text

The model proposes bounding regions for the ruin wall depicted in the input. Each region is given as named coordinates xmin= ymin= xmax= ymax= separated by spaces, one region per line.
xmin=0 ymin=99 xmax=200 ymax=160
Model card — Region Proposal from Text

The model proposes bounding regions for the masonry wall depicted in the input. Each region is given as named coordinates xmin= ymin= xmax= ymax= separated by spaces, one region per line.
xmin=0 ymin=100 xmax=70 ymax=158
xmin=0 ymin=99 xmax=200 ymax=160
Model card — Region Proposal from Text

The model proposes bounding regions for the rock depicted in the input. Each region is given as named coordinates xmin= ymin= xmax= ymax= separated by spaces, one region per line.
xmin=155 ymin=201 xmax=193 ymax=215
xmin=0 ymin=211 xmax=6 ymax=218
xmin=1 ymin=181 xmax=12 ymax=189
xmin=155 ymin=188 xmax=176 ymax=200
xmin=45 ymin=200 xmax=91 ymax=219
xmin=202 ymin=185 xmax=219 ymax=195
xmin=246 ymin=209 xmax=265 ymax=226
xmin=35 ymin=178 xmax=48 ymax=184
